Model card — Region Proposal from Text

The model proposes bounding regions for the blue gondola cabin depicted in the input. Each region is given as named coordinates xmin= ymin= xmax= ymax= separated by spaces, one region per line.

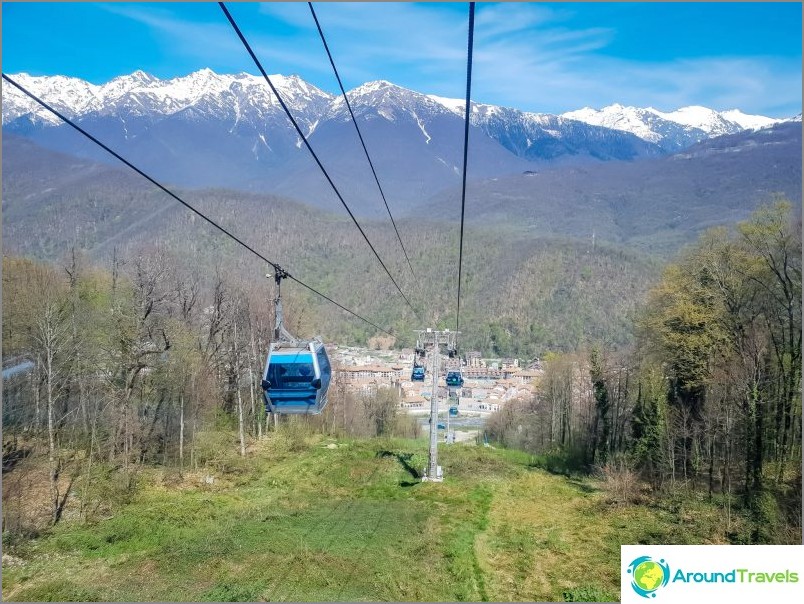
xmin=261 ymin=340 xmax=331 ymax=414
xmin=446 ymin=371 xmax=464 ymax=387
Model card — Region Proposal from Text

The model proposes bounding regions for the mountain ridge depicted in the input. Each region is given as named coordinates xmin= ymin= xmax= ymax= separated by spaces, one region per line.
xmin=2 ymin=70 xmax=797 ymax=215
xmin=5 ymin=70 xmax=787 ymax=139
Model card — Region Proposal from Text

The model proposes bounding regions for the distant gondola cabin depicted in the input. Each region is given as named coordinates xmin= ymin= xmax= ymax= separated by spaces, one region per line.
xmin=446 ymin=371 xmax=464 ymax=387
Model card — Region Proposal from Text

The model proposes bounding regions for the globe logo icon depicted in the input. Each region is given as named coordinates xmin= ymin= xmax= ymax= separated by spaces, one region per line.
xmin=627 ymin=556 xmax=670 ymax=598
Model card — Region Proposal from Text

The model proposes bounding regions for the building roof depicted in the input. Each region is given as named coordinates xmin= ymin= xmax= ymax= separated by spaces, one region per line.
xmin=513 ymin=369 xmax=542 ymax=378
xmin=338 ymin=364 xmax=395 ymax=373
xmin=403 ymin=395 xmax=427 ymax=404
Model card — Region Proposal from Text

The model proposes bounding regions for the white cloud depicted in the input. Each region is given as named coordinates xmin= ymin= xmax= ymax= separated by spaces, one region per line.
xmin=99 ymin=3 xmax=246 ymax=64
xmin=99 ymin=2 xmax=802 ymax=118
xmin=472 ymin=48 xmax=801 ymax=117
xmin=473 ymin=2 xmax=567 ymax=38
xmin=98 ymin=2 xmax=333 ymax=77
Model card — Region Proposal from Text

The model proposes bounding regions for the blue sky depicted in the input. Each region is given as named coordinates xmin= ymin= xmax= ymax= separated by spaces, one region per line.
xmin=2 ymin=2 xmax=801 ymax=117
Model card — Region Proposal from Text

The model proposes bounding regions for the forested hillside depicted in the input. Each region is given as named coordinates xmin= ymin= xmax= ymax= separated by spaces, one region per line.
xmin=487 ymin=201 xmax=802 ymax=543
xmin=425 ymin=122 xmax=802 ymax=257
xmin=3 ymin=135 xmax=661 ymax=356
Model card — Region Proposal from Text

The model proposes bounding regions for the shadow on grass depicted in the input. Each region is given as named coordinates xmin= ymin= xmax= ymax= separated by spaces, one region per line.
xmin=376 ymin=450 xmax=421 ymax=485
xmin=526 ymin=448 xmax=590 ymax=480
xmin=565 ymin=478 xmax=600 ymax=494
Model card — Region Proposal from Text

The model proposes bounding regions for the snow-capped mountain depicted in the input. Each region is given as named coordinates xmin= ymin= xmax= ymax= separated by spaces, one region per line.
xmin=3 ymin=70 xmax=342 ymax=202
xmin=428 ymin=95 xmax=661 ymax=160
xmin=719 ymin=109 xmax=779 ymax=130
xmin=268 ymin=79 xmax=539 ymax=206
xmin=3 ymin=69 xmax=333 ymax=131
xmin=561 ymin=104 xmax=781 ymax=151
xmin=2 ymin=70 xmax=790 ymax=213
xmin=329 ymin=80 xmax=654 ymax=162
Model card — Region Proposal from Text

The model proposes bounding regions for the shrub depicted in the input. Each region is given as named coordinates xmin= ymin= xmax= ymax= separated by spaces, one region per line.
xmin=598 ymin=456 xmax=641 ymax=505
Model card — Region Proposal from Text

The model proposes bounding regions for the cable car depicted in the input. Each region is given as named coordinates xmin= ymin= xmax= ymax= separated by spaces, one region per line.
xmin=260 ymin=268 xmax=331 ymax=415
xmin=412 ymin=365 xmax=425 ymax=381
xmin=446 ymin=371 xmax=464 ymax=387
xmin=261 ymin=339 xmax=331 ymax=414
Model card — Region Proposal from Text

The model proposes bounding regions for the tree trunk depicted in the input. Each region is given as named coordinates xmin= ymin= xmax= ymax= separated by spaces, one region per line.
xmin=708 ymin=429 xmax=715 ymax=500
xmin=249 ymin=327 xmax=262 ymax=439
xmin=248 ymin=366 xmax=257 ymax=439
xmin=46 ymin=345 xmax=60 ymax=526
xmin=234 ymin=321 xmax=246 ymax=458
xmin=752 ymin=380 xmax=764 ymax=493
xmin=81 ymin=395 xmax=98 ymax=523
xmin=179 ymin=394 xmax=185 ymax=472
xmin=237 ymin=386 xmax=246 ymax=458
xmin=191 ymin=413 xmax=197 ymax=471
xmin=33 ymin=364 xmax=42 ymax=434
xmin=123 ymin=393 xmax=130 ymax=472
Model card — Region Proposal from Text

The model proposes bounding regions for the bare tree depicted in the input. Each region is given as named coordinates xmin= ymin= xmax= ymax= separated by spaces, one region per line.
xmin=34 ymin=296 xmax=72 ymax=524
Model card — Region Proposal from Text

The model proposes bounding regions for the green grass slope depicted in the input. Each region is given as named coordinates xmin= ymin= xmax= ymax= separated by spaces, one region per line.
xmin=2 ymin=435 xmax=750 ymax=602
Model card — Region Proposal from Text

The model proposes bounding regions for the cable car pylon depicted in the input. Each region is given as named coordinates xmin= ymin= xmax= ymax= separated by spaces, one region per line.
xmin=417 ymin=328 xmax=460 ymax=482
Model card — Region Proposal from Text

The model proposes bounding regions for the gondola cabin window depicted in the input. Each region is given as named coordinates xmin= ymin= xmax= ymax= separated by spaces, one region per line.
xmin=268 ymin=360 xmax=316 ymax=389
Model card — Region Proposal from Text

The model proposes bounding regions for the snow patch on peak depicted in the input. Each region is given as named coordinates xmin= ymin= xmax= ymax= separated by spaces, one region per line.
xmin=126 ymin=70 xmax=156 ymax=83
xmin=721 ymin=109 xmax=780 ymax=130
xmin=367 ymin=79 xmax=395 ymax=88
xmin=561 ymin=102 xmax=782 ymax=149
xmin=412 ymin=112 xmax=431 ymax=144
xmin=191 ymin=67 xmax=216 ymax=77
xmin=268 ymin=73 xmax=298 ymax=86
xmin=561 ymin=106 xmax=597 ymax=120
xmin=428 ymin=95 xmax=504 ymax=119
xmin=351 ymin=80 xmax=399 ymax=95
xmin=563 ymin=104 xmax=662 ymax=143
xmin=652 ymin=105 xmax=721 ymax=129
xmin=427 ymin=94 xmax=465 ymax=115
xmin=377 ymin=107 xmax=395 ymax=121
